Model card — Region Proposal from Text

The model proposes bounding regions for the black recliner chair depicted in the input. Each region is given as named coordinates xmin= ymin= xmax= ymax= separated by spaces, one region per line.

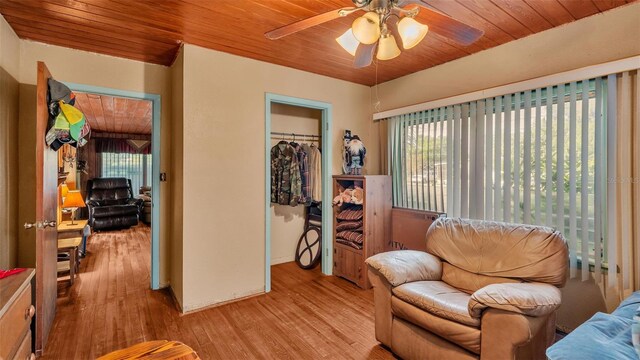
xmin=86 ymin=178 xmax=143 ymax=231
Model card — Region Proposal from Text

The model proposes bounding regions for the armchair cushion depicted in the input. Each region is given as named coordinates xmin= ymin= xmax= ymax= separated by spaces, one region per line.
xmin=92 ymin=205 xmax=139 ymax=219
xmin=468 ymin=282 xmax=562 ymax=318
xmin=393 ymin=281 xmax=480 ymax=327
xmin=365 ymin=250 xmax=442 ymax=287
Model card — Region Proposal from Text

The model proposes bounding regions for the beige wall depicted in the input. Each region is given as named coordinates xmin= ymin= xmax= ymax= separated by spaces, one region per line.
xmin=373 ymin=4 xmax=640 ymax=331
xmin=270 ymin=103 xmax=322 ymax=265
xmin=177 ymin=44 xmax=374 ymax=311
xmin=17 ymin=40 xmax=173 ymax=285
xmin=0 ymin=15 xmax=20 ymax=268
xmin=170 ymin=46 xmax=184 ymax=309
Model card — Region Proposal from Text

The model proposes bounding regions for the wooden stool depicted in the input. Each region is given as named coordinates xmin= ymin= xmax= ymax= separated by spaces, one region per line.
xmin=97 ymin=340 xmax=199 ymax=360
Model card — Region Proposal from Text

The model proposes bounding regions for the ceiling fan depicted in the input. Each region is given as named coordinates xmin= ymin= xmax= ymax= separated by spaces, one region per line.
xmin=264 ymin=0 xmax=483 ymax=68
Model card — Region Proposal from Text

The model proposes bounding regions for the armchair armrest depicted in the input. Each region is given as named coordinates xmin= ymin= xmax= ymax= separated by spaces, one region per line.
xmin=86 ymin=200 xmax=101 ymax=207
xmin=128 ymin=198 xmax=143 ymax=206
xmin=468 ymin=282 xmax=561 ymax=318
xmin=365 ymin=250 xmax=442 ymax=287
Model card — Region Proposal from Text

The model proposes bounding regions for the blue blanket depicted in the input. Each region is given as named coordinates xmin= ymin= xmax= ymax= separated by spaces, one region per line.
xmin=547 ymin=291 xmax=640 ymax=360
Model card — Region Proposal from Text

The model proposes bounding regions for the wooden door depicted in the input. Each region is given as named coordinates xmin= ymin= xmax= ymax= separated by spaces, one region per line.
xmin=35 ymin=61 xmax=59 ymax=355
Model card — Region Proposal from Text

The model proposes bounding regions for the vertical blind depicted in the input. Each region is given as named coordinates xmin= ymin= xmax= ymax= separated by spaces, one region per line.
xmin=101 ymin=152 xmax=152 ymax=193
xmin=389 ymin=77 xmax=608 ymax=280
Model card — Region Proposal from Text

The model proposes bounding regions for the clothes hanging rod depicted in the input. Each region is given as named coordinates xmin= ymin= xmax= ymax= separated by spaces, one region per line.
xmin=270 ymin=132 xmax=321 ymax=138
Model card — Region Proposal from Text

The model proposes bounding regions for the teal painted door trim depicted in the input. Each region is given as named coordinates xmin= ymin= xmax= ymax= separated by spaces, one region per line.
xmin=264 ymin=93 xmax=333 ymax=293
xmin=64 ymin=82 xmax=162 ymax=290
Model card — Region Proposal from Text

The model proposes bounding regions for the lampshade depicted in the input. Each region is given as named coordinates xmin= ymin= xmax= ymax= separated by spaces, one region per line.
xmin=60 ymin=183 xmax=69 ymax=199
xmin=397 ymin=17 xmax=429 ymax=49
xmin=336 ymin=28 xmax=359 ymax=56
xmin=352 ymin=12 xmax=380 ymax=45
xmin=376 ymin=33 xmax=401 ymax=61
xmin=62 ymin=190 xmax=86 ymax=209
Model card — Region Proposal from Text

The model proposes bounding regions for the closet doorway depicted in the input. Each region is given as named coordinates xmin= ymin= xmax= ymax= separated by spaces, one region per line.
xmin=264 ymin=94 xmax=332 ymax=292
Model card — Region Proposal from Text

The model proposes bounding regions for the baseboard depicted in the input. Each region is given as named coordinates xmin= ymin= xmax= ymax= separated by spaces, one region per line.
xmin=180 ymin=289 xmax=265 ymax=315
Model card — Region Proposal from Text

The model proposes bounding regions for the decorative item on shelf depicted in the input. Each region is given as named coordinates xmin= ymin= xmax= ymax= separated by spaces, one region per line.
xmin=345 ymin=135 xmax=366 ymax=175
xmin=332 ymin=186 xmax=364 ymax=206
xmin=264 ymin=0 xmax=483 ymax=68
xmin=62 ymin=190 xmax=86 ymax=225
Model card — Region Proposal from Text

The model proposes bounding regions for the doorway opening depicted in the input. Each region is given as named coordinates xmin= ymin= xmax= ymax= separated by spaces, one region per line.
xmin=264 ymin=94 xmax=333 ymax=292
xmin=65 ymin=83 xmax=162 ymax=290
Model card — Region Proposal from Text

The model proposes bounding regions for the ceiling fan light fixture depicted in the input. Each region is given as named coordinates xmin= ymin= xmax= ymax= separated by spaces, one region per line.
xmin=376 ymin=33 xmax=401 ymax=61
xmin=352 ymin=12 xmax=380 ymax=45
xmin=336 ymin=28 xmax=359 ymax=56
xmin=398 ymin=17 xmax=429 ymax=49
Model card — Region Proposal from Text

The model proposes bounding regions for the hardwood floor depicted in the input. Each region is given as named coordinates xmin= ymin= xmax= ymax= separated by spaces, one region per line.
xmin=43 ymin=225 xmax=395 ymax=359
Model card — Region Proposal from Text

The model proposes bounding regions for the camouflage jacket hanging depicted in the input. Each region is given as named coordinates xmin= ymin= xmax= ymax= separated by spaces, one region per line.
xmin=271 ymin=142 xmax=301 ymax=206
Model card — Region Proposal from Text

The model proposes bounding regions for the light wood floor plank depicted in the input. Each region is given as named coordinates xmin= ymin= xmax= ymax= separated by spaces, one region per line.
xmin=42 ymin=225 xmax=395 ymax=359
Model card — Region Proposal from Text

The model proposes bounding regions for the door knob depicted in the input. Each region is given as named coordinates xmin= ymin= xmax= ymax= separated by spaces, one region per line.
xmin=24 ymin=222 xmax=39 ymax=229
xmin=24 ymin=221 xmax=56 ymax=229
xmin=43 ymin=220 xmax=57 ymax=228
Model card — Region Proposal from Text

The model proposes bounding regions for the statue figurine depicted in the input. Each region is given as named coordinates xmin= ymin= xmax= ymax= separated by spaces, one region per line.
xmin=346 ymin=135 xmax=366 ymax=175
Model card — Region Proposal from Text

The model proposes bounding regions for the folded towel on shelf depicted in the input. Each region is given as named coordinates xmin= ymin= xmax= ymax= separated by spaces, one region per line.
xmin=337 ymin=230 xmax=364 ymax=245
xmin=336 ymin=207 xmax=363 ymax=221
xmin=336 ymin=220 xmax=363 ymax=232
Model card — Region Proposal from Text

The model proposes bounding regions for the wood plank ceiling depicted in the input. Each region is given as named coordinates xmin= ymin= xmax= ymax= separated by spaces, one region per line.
xmin=0 ymin=0 xmax=634 ymax=86
xmin=74 ymin=92 xmax=152 ymax=135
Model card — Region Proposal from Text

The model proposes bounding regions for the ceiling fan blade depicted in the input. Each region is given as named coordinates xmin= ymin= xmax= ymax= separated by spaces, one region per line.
xmin=265 ymin=8 xmax=353 ymax=40
xmin=353 ymin=43 xmax=377 ymax=68
xmin=387 ymin=17 xmax=404 ymax=51
xmin=398 ymin=0 xmax=483 ymax=46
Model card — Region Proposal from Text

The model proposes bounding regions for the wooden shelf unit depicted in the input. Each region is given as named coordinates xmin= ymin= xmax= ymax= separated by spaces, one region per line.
xmin=332 ymin=175 xmax=391 ymax=289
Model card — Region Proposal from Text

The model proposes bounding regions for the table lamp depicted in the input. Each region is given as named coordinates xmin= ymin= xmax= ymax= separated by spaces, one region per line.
xmin=62 ymin=190 xmax=86 ymax=225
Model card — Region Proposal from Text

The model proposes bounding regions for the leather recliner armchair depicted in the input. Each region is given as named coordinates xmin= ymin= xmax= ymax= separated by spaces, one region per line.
xmin=366 ymin=218 xmax=568 ymax=360
xmin=86 ymin=178 xmax=143 ymax=231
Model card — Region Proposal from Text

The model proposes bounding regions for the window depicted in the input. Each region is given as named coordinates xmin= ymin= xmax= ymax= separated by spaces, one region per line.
xmin=389 ymin=78 xmax=608 ymax=272
xmin=101 ymin=152 xmax=152 ymax=193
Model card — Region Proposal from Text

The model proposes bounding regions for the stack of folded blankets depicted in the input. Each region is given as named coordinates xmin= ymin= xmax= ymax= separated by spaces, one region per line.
xmin=335 ymin=206 xmax=364 ymax=250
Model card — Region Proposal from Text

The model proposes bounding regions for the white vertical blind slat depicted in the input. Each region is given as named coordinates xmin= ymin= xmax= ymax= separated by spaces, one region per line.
xmin=569 ymin=81 xmax=578 ymax=279
xmin=409 ymin=113 xmax=415 ymax=208
xmin=461 ymin=104 xmax=470 ymax=218
xmin=453 ymin=105 xmax=462 ymax=217
xmin=475 ymin=100 xmax=485 ymax=219
xmin=422 ymin=111 xmax=428 ymax=210
xmin=534 ymin=88 xmax=543 ymax=224
xmin=545 ymin=86 xmax=554 ymax=227
xmin=619 ymin=72 xmax=632 ymax=290
xmin=594 ymin=78 xmax=603 ymax=283
xmin=503 ymin=95 xmax=512 ymax=221
xmin=446 ymin=106 xmax=455 ymax=214
xmin=580 ymin=80 xmax=590 ymax=282
xmin=439 ymin=107 xmax=446 ymax=212
xmin=514 ymin=93 xmax=521 ymax=223
xmin=523 ymin=91 xmax=532 ymax=224
xmin=494 ymin=96 xmax=503 ymax=221
xmin=557 ymin=85 xmax=566 ymax=235
xmin=606 ymin=74 xmax=618 ymax=288
xmin=469 ymin=102 xmax=477 ymax=218
xmin=431 ymin=109 xmax=438 ymax=212
xmin=485 ymin=98 xmax=494 ymax=219
xmin=398 ymin=115 xmax=407 ymax=207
